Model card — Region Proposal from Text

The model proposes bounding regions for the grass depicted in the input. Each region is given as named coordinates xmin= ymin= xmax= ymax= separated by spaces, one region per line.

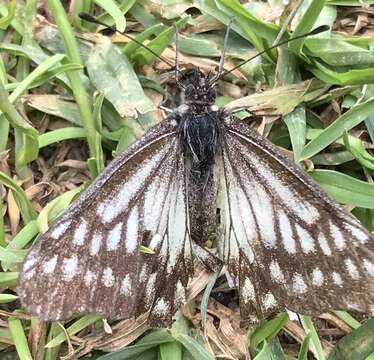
xmin=0 ymin=0 xmax=374 ymax=359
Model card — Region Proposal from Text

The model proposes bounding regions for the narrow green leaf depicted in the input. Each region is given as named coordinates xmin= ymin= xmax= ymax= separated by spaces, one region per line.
xmin=288 ymin=0 xmax=327 ymax=56
xmin=301 ymin=97 xmax=374 ymax=159
xmin=38 ymin=127 xmax=86 ymax=148
xmin=159 ymin=341 xmax=183 ymax=360
xmin=8 ymin=317 xmax=32 ymax=360
xmin=0 ymin=171 xmax=37 ymax=222
xmin=300 ymin=315 xmax=325 ymax=360
xmin=327 ymin=319 xmax=374 ymax=360
xmin=310 ymin=170 xmax=374 ymax=209
xmin=173 ymin=334 xmax=214 ymax=360
xmin=93 ymin=0 xmax=126 ymax=32
xmin=250 ymin=313 xmax=289 ymax=350
xmin=45 ymin=315 xmax=101 ymax=348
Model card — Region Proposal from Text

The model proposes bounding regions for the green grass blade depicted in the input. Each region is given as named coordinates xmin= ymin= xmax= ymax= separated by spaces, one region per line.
xmin=8 ymin=316 xmax=32 ymax=360
xmin=309 ymin=169 xmax=374 ymax=208
xmin=300 ymin=315 xmax=325 ymax=360
xmin=300 ymin=97 xmax=374 ymax=160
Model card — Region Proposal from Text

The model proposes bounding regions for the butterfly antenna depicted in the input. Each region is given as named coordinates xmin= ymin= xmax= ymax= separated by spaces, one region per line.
xmin=214 ymin=19 xmax=233 ymax=81
xmin=211 ymin=25 xmax=329 ymax=85
xmin=79 ymin=12 xmax=175 ymax=69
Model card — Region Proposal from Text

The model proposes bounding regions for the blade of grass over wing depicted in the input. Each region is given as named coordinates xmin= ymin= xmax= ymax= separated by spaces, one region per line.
xmin=300 ymin=315 xmax=326 ymax=360
xmin=47 ymin=0 xmax=103 ymax=175
xmin=300 ymin=97 xmax=374 ymax=159
xmin=8 ymin=316 xmax=32 ymax=360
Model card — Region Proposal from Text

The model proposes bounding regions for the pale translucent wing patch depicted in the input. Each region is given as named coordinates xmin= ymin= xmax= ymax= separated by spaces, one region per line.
xmin=218 ymin=120 xmax=374 ymax=321
xmin=18 ymin=120 xmax=192 ymax=326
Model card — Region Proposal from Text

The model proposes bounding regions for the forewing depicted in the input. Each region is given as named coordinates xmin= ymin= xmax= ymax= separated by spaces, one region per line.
xmin=218 ymin=119 xmax=374 ymax=321
xmin=18 ymin=119 xmax=192 ymax=326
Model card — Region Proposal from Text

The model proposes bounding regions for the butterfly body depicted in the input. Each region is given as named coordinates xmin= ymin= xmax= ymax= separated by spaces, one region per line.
xmin=18 ymin=66 xmax=374 ymax=327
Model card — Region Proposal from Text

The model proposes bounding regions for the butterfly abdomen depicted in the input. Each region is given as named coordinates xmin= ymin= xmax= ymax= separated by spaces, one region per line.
xmin=178 ymin=111 xmax=222 ymax=244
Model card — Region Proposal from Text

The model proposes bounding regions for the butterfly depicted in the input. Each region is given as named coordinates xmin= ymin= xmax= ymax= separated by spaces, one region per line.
xmin=17 ymin=15 xmax=374 ymax=327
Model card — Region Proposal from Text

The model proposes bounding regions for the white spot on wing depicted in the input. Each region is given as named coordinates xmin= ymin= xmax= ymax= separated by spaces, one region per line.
xmin=175 ymin=280 xmax=186 ymax=305
xmin=102 ymin=267 xmax=115 ymax=287
xmin=167 ymin=180 xmax=187 ymax=271
xmin=263 ymin=293 xmax=278 ymax=310
xmin=90 ymin=233 xmax=102 ymax=256
xmin=228 ymin=183 xmax=256 ymax=262
xmin=312 ymin=268 xmax=324 ymax=287
xmin=84 ymin=270 xmax=96 ymax=286
xmin=72 ymin=220 xmax=87 ymax=246
xmin=332 ymin=272 xmax=343 ymax=286
xmin=270 ymin=260 xmax=285 ymax=284
xmin=295 ymin=225 xmax=315 ymax=253
xmin=107 ymin=223 xmax=123 ymax=251
xmin=345 ymin=258 xmax=359 ymax=280
xmin=51 ymin=220 xmax=71 ymax=239
xmin=250 ymin=182 xmax=276 ymax=248
xmin=293 ymin=273 xmax=307 ymax=294
xmin=42 ymin=256 xmax=58 ymax=274
xmin=120 ymin=274 xmax=132 ymax=295
xmin=126 ymin=207 xmax=139 ymax=253
xmin=62 ymin=256 xmax=78 ymax=281
xmin=330 ymin=222 xmax=346 ymax=250
xmin=363 ymin=259 xmax=374 ymax=277
xmin=279 ymin=210 xmax=296 ymax=254
xmin=23 ymin=258 xmax=37 ymax=272
xmin=242 ymin=278 xmax=255 ymax=303
xmin=318 ymin=232 xmax=331 ymax=256
xmin=153 ymin=297 xmax=169 ymax=316
xmin=346 ymin=225 xmax=368 ymax=244
xmin=149 ymin=234 xmax=162 ymax=250
xmin=145 ymin=273 xmax=157 ymax=303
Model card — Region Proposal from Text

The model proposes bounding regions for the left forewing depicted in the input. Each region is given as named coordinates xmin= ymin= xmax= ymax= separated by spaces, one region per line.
xmin=217 ymin=120 xmax=374 ymax=321
xmin=18 ymin=121 xmax=192 ymax=327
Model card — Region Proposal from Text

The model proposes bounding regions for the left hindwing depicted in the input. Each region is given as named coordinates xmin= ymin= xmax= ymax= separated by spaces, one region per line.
xmin=18 ymin=119 xmax=193 ymax=326
xmin=218 ymin=119 xmax=374 ymax=321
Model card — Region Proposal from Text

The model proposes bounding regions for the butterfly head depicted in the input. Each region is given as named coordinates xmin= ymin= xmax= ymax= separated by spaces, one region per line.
xmin=181 ymin=69 xmax=216 ymax=110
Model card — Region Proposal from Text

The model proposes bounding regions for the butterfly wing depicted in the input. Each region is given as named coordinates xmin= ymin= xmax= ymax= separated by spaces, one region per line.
xmin=18 ymin=119 xmax=193 ymax=326
xmin=218 ymin=118 xmax=374 ymax=321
